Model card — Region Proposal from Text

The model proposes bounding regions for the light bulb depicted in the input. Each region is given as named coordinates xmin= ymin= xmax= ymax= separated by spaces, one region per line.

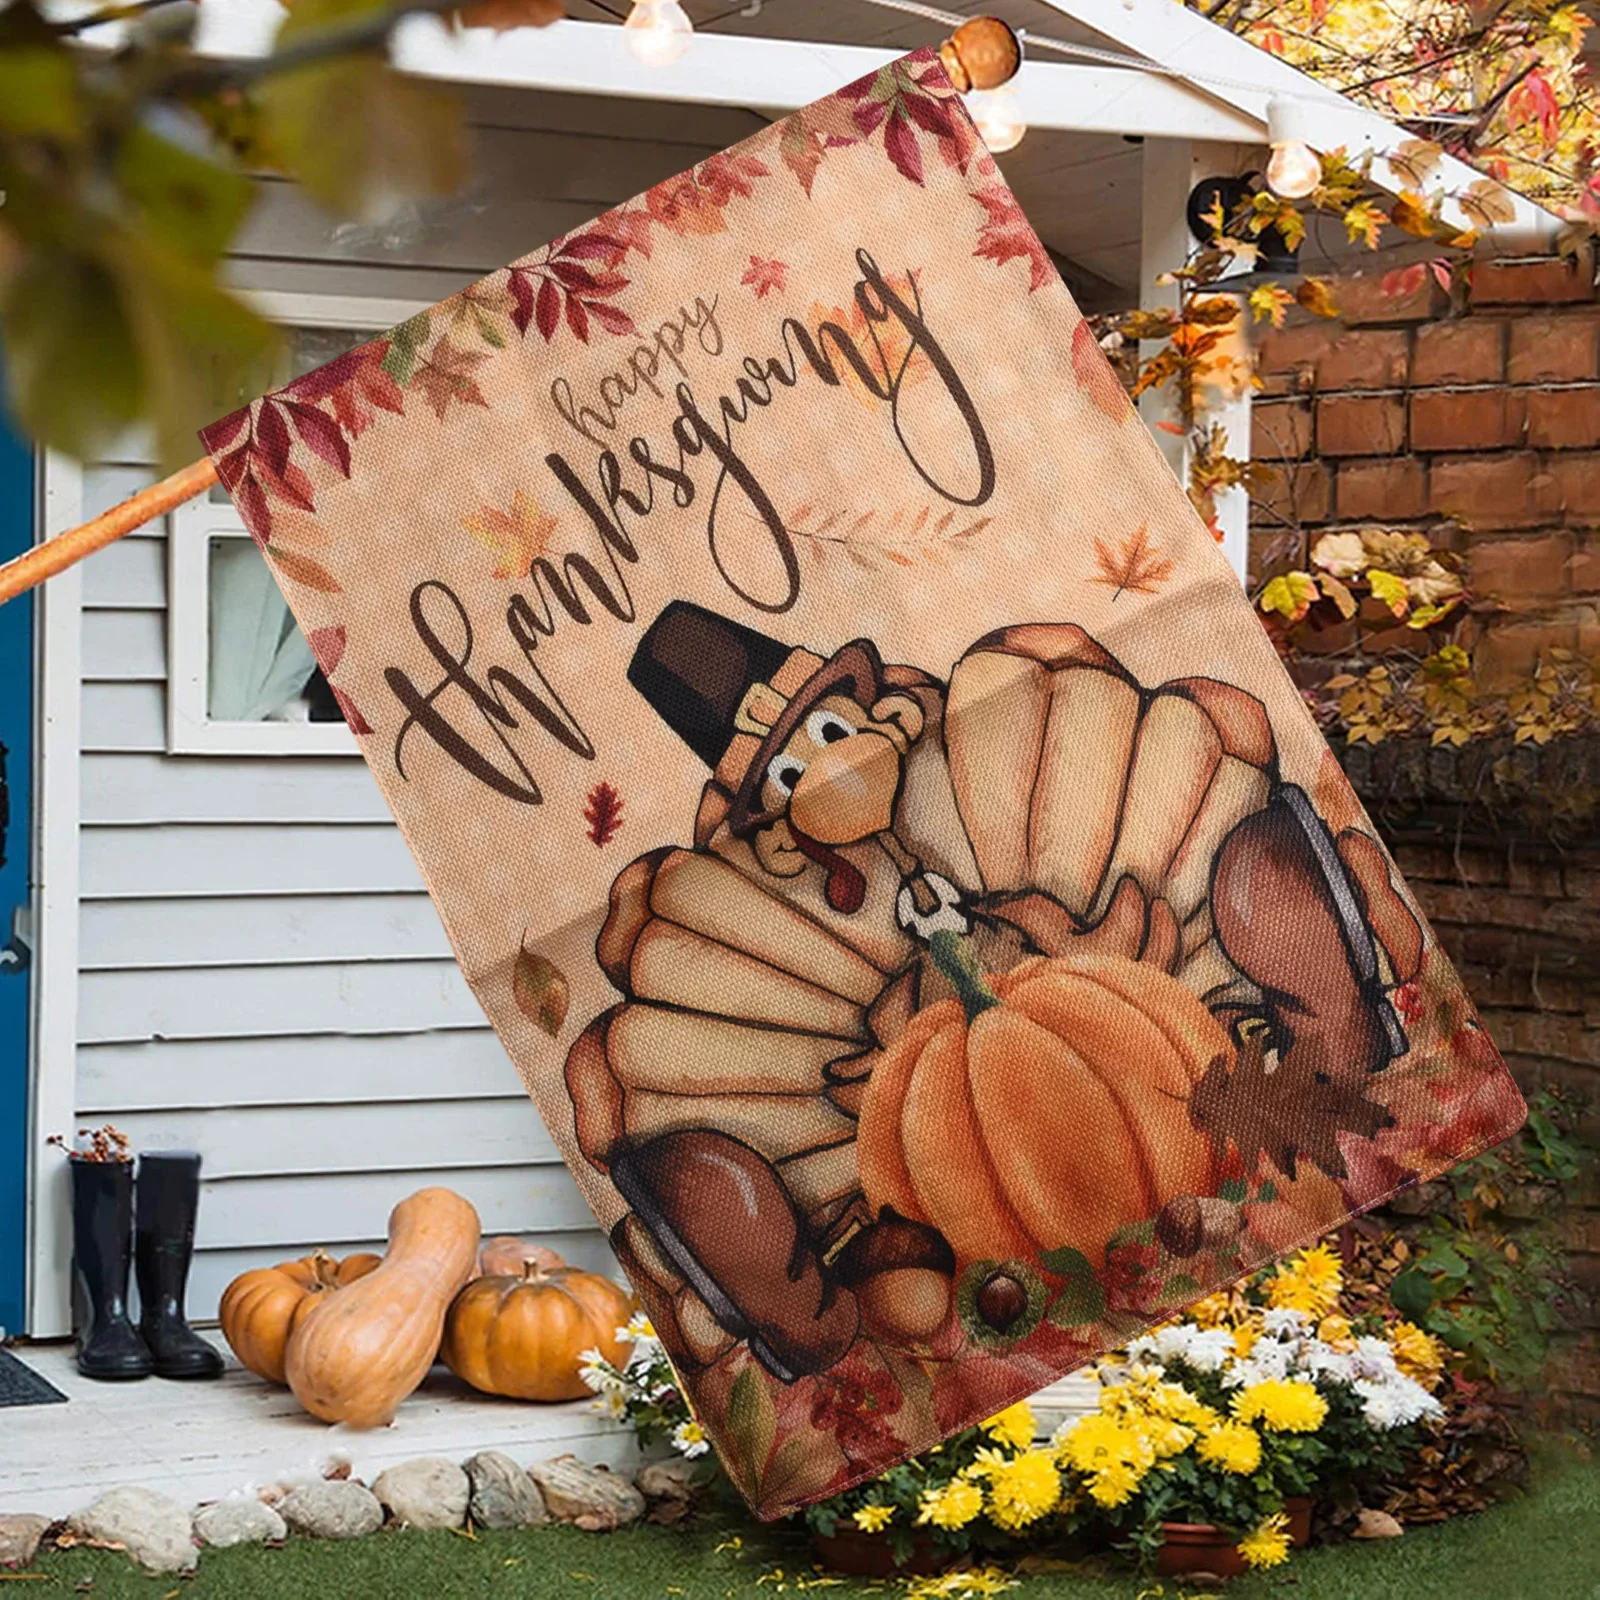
xmin=1266 ymin=140 xmax=1321 ymax=200
xmin=968 ymin=85 xmax=1026 ymax=154
xmin=625 ymin=0 xmax=692 ymax=67
xmin=1264 ymin=95 xmax=1320 ymax=200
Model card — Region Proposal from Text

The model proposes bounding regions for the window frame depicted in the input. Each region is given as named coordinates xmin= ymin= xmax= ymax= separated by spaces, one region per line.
xmin=166 ymin=290 xmax=432 ymax=757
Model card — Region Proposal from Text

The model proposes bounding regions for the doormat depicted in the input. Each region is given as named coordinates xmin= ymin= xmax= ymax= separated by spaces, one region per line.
xmin=200 ymin=46 xmax=1526 ymax=1518
xmin=0 ymin=1348 xmax=68 ymax=1408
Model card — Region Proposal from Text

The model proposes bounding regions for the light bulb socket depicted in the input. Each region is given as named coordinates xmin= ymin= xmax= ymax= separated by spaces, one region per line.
xmin=1266 ymin=95 xmax=1315 ymax=150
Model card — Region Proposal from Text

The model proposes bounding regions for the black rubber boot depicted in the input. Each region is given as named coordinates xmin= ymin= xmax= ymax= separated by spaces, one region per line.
xmin=72 ymin=1157 xmax=153 ymax=1380
xmin=135 ymin=1151 xmax=224 ymax=1380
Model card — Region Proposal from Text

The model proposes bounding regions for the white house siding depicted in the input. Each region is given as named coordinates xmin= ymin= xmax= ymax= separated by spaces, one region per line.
xmin=58 ymin=88 xmax=768 ymax=1331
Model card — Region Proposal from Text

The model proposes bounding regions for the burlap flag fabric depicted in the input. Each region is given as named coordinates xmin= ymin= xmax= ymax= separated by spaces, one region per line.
xmin=200 ymin=47 xmax=1526 ymax=1518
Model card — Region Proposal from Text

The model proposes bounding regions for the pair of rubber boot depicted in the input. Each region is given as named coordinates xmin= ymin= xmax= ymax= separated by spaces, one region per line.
xmin=72 ymin=1150 xmax=223 ymax=1381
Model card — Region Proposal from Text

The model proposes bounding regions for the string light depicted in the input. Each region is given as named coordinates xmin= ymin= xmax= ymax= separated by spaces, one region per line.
xmin=625 ymin=0 xmax=694 ymax=66
xmin=968 ymin=84 xmax=1026 ymax=153
xmin=1265 ymin=96 xmax=1322 ymax=200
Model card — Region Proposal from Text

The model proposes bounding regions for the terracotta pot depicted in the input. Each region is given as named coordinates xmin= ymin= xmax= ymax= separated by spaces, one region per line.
xmin=811 ymin=1527 xmax=952 ymax=1579
xmin=1285 ymin=1495 xmax=1313 ymax=1548
xmin=1155 ymin=1523 xmax=1249 ymax=1582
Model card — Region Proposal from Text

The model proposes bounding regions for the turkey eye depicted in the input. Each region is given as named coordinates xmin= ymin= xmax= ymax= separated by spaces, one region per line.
xmin=767 ymin=753 xmax=807 ymax=795
xmin=806 ymin=710 xmax=856 ymax=745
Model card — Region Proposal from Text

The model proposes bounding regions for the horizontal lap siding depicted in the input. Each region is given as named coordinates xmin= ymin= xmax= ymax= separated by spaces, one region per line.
xmin=61 ymin=95 xmax=755 ymax=1320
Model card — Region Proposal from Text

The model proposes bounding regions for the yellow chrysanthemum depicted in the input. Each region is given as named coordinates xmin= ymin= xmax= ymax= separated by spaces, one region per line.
xmin=1317 ymin=1313 xmax=1355 ymax=1349
xmin=1137 ymin=1417 xmax=1197 ymax=1460
xmin=1188 ymin=1292 xmax=1233 ymax=1328
xmin=1390 ymin=1321 xmax=1446 ymax=1386
xmin=1232 ymin=1323 xmax=1260 ymax=1359
xmin=1087 ymin=1458 xmax=1141 ymax=1508
xmin=1268 ymin=1244 xmax=1343 ymax=1317
xmin=983 ymin=1401 xmax=1036 ymax=1452
xmin=916 ymin=1478 xmax=985 ymax=1531
xmin=1238 ymin=1511 xmax=1292 ymax=1570
xmin=1233 ymin=1379 xmax=1329 ymax=1434
xmin=852 ymin=1502 xmax=895 ymax=1533
xmin=1196 ymin=1420 xmax=1262 ymax=1476
xmin=1059 ymin=1413 xmax=1155 ymax=1478
xmin=981 ymin=1450 xmax=1063 ymax=1530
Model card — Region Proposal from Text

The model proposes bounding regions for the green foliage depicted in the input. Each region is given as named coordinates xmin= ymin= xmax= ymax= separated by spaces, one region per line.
xmin=1389 ymin=1089 xmax=1581 ymax=1389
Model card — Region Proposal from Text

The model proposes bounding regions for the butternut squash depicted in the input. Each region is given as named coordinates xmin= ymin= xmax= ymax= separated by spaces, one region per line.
xmin=285 ymin=1187 xmax=481 ymax=1427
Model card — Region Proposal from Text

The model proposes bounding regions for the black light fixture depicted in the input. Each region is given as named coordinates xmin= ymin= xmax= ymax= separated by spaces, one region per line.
xmin=1185 ymin=174 xmax=1301 ymax=279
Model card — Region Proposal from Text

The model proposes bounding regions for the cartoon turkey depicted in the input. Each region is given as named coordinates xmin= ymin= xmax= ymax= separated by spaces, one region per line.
xmin=563 ymin=602 xmax=1423 ymax=1385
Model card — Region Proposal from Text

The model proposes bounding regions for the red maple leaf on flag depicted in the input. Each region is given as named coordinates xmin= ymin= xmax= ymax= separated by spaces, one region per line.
xmin=971 ymin=182 xmax=1054 ymax=292
xmin=741 ymin=256 xmax=789 ymax=298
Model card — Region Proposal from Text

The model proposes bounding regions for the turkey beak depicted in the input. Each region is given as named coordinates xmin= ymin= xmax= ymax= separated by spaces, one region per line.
xmin=789 ymin=731 xmax=904 ymax=844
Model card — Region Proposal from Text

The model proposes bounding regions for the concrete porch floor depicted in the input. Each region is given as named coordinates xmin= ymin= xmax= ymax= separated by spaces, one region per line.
xmin=1 ymin=1341 xmax=637 ymax=1521
xmin=1 ymin=1343 xmax=1101 ymax=1523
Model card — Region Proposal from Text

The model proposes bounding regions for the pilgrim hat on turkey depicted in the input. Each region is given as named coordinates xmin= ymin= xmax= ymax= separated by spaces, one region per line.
xmin=627 ymin=600 xmax=888 ymax=838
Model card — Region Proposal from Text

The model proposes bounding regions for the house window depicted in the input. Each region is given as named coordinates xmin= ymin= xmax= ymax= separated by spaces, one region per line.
xmin=166 ymin=294 xmax=429 ymax=756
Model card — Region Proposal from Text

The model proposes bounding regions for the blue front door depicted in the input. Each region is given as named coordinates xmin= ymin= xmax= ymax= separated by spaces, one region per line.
xmin=0 ymin=409 xmax=33 ymax=1337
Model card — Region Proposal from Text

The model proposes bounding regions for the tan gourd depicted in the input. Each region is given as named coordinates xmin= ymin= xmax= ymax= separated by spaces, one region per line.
xmin=285 ymin=1187 xmax=481 ymax=1426
xmin=477 ymin=1235 xmax=567 ymax=1278
xmin=218 ymin=1250 xmax=382 ymax=1384
xmin=441 ymin=1263 xmax=635 ymax=1402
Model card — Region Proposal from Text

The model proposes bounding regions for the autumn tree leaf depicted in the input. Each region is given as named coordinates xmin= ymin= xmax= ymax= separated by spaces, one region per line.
xmin=741 ymin=256 xmax=788 ymax=298
xmin=1260 ymin=570 xmax=1319 ymax=623
xmin=513 ymin=943 xmax=570 ymax=1037
xmin=1367 ymin=567 xmax=1410 ymax=618
xmin=462 ymin=488 xmax=557 ymax=579
xmin=409 ymin=335 xmax=490 ymax=420
xmin=1091 ymin=523 xmax=1175 ymax=600
xmin=1342 ymin=200 xmax=1388 ymax=250
xmin=1248 ymin=283 xmax=1296 ymax=327
xmin=1295 ymin=277 xmax=1339 ymax=319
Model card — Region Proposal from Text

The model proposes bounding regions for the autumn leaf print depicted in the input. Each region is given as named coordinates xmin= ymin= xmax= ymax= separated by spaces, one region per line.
xmin=741 ymin=256 xmax=788 ymax=298
xmin=778 ymin=107 xmax=857 ymax=196
xmin=836 ymin=54 xmax=967 ymax=187
xmin=513 ymin=941 xmax=570 ymax=1037
xmin=504 ymin=231 xmax=637 ymax=345
xmin=972 ymin=182 xmax=1054 ymax=292
xmin=305 ymin=625 xmax=372 ymax=735
xmin=647 ymin=151 xmax=769 ymax=237
xmin=462 ymin=489 xmax=558 ymax=579
xmin=1091 ymin=523 xmax=1175 ymax=600
xmin=1071 ymin=318 xmax=1134 ymax=425
xmin=584 ymin=781 xmax=624 ymax=847
xmin=409 ymin=335 xmax=491 ymax=421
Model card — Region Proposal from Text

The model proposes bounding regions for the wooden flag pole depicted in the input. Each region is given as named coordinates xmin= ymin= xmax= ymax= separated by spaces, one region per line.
xmin=0 ymin=457 xmax=220 ymax=607
xmin=0 ymin=16 xmax=1020 ymax=611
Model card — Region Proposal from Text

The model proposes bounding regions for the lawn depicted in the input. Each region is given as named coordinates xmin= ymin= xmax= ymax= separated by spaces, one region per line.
xmin=32 ymin=1451 xmax=1597 ymax=1599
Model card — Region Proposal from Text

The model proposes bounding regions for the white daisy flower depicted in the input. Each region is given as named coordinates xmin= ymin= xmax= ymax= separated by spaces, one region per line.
xmin=1181 ymin=1327 xmax=1235 ymax=1372
xmin=671 ymin=1419 xmax=710 ymax=1459
xmin=1261 ymin=1307 xmax=1311 ymax=1338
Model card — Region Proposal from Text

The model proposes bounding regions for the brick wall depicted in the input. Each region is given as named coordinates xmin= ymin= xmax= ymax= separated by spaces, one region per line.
xmin=1249 ymin=250 xmax=1600 ymax=687
xmin=1246 ymin=253 xmax=1599 ymax=1412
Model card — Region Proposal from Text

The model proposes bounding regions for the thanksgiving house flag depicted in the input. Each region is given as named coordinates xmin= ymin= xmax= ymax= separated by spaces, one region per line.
xmin=201 ymin=47 xmax=1526 ymax=1517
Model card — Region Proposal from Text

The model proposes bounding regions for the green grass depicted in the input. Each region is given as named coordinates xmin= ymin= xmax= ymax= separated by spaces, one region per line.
xmin=29 ymin=1452 xmax=1598 ymax=1600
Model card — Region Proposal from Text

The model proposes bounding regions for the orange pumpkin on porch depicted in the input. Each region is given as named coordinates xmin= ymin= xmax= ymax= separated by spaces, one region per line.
xmin=856 ymin=939 xmax=1227 ymax=1267
xmin=441 ymin=1263 xmax=636 ymax=1402
xmin=218 ymin=1249 xmax=382 ymax=1384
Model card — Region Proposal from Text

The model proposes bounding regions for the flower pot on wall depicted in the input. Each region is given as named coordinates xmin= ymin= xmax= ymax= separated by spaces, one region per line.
xmin=811 ymin=1527 xmax=952 ymax=1578
xmin=1285 ymin=1495 xmax=1313 ymax=1547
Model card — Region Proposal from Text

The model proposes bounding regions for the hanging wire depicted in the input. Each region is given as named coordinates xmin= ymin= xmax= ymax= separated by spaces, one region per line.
xmin=852 ymin=0 xmax=1481 ymax=125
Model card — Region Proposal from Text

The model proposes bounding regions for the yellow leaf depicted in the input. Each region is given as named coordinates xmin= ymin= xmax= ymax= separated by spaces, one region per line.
xmin=462 ymin=488 xmax=558 ymax=580
xmin=1366 ymin=568 xmax=1410 ymax=618
xmin=512 ymin=943 xmax=570 ymax=1037
xmin=1320 ymin=572 xmax=1358 ymax=619
xmin=1248 ymin=284 xmax=1296 ymax=327
xmin=1342 ymin=201 xmax=1388 ymax=250
xmin=1260 ymin=570 xmax=1319 ymax=623
xmin=1294 ymin=277 xmax=1339 ymax=319
xmin=1390 ymin=191 xmax=1443 ymax=240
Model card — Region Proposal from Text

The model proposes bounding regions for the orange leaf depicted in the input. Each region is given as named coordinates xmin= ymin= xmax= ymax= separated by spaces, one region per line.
xmin=268 ymin=547 xmax=341 ymax=593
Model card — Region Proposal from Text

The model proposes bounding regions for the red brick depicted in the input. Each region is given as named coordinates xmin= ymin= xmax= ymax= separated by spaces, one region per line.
xmin=1251 ymin=462 xmax=1331 ymax=525
xmin=1254 ymin=323 xmax=1337 ymax=395
xmin=1428 ymin=453 xmax=1551 ymax=528
xmin=1474 ymin=613 xmax=1583 ymax=687
xmin=1411 ymin=318 xmax=1505 ymax=386
xmin=1471 ymin=249 xmax=1595 ymax=307
xmin=1252 ymin=399 xmax=1313 ymax=462
xmin=1315 ymin=329 xmax=1409 ymax=391
xmin=1508 ymin=313 xmax=1599 ymax=384
xmin=1571 ymin=535 xmax=1600 ymax=593
xmin=1316 ymin=393 xmax=1406 ymax=456
xmin=1544 ymin=452 xmax=1600 ymax=518
xmin=1335 ymin=456 xmax=1426 ymax=519
xmin=1468 ymin=533 xmax=1575 ymax=604
xmin=1409 ymin=387 xmax=1524 ymax=451
xmin=1336 ymin=271 xmax=1449 ymax=325
xmin=1524 ymin=386 xmax=1600 ymax=450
